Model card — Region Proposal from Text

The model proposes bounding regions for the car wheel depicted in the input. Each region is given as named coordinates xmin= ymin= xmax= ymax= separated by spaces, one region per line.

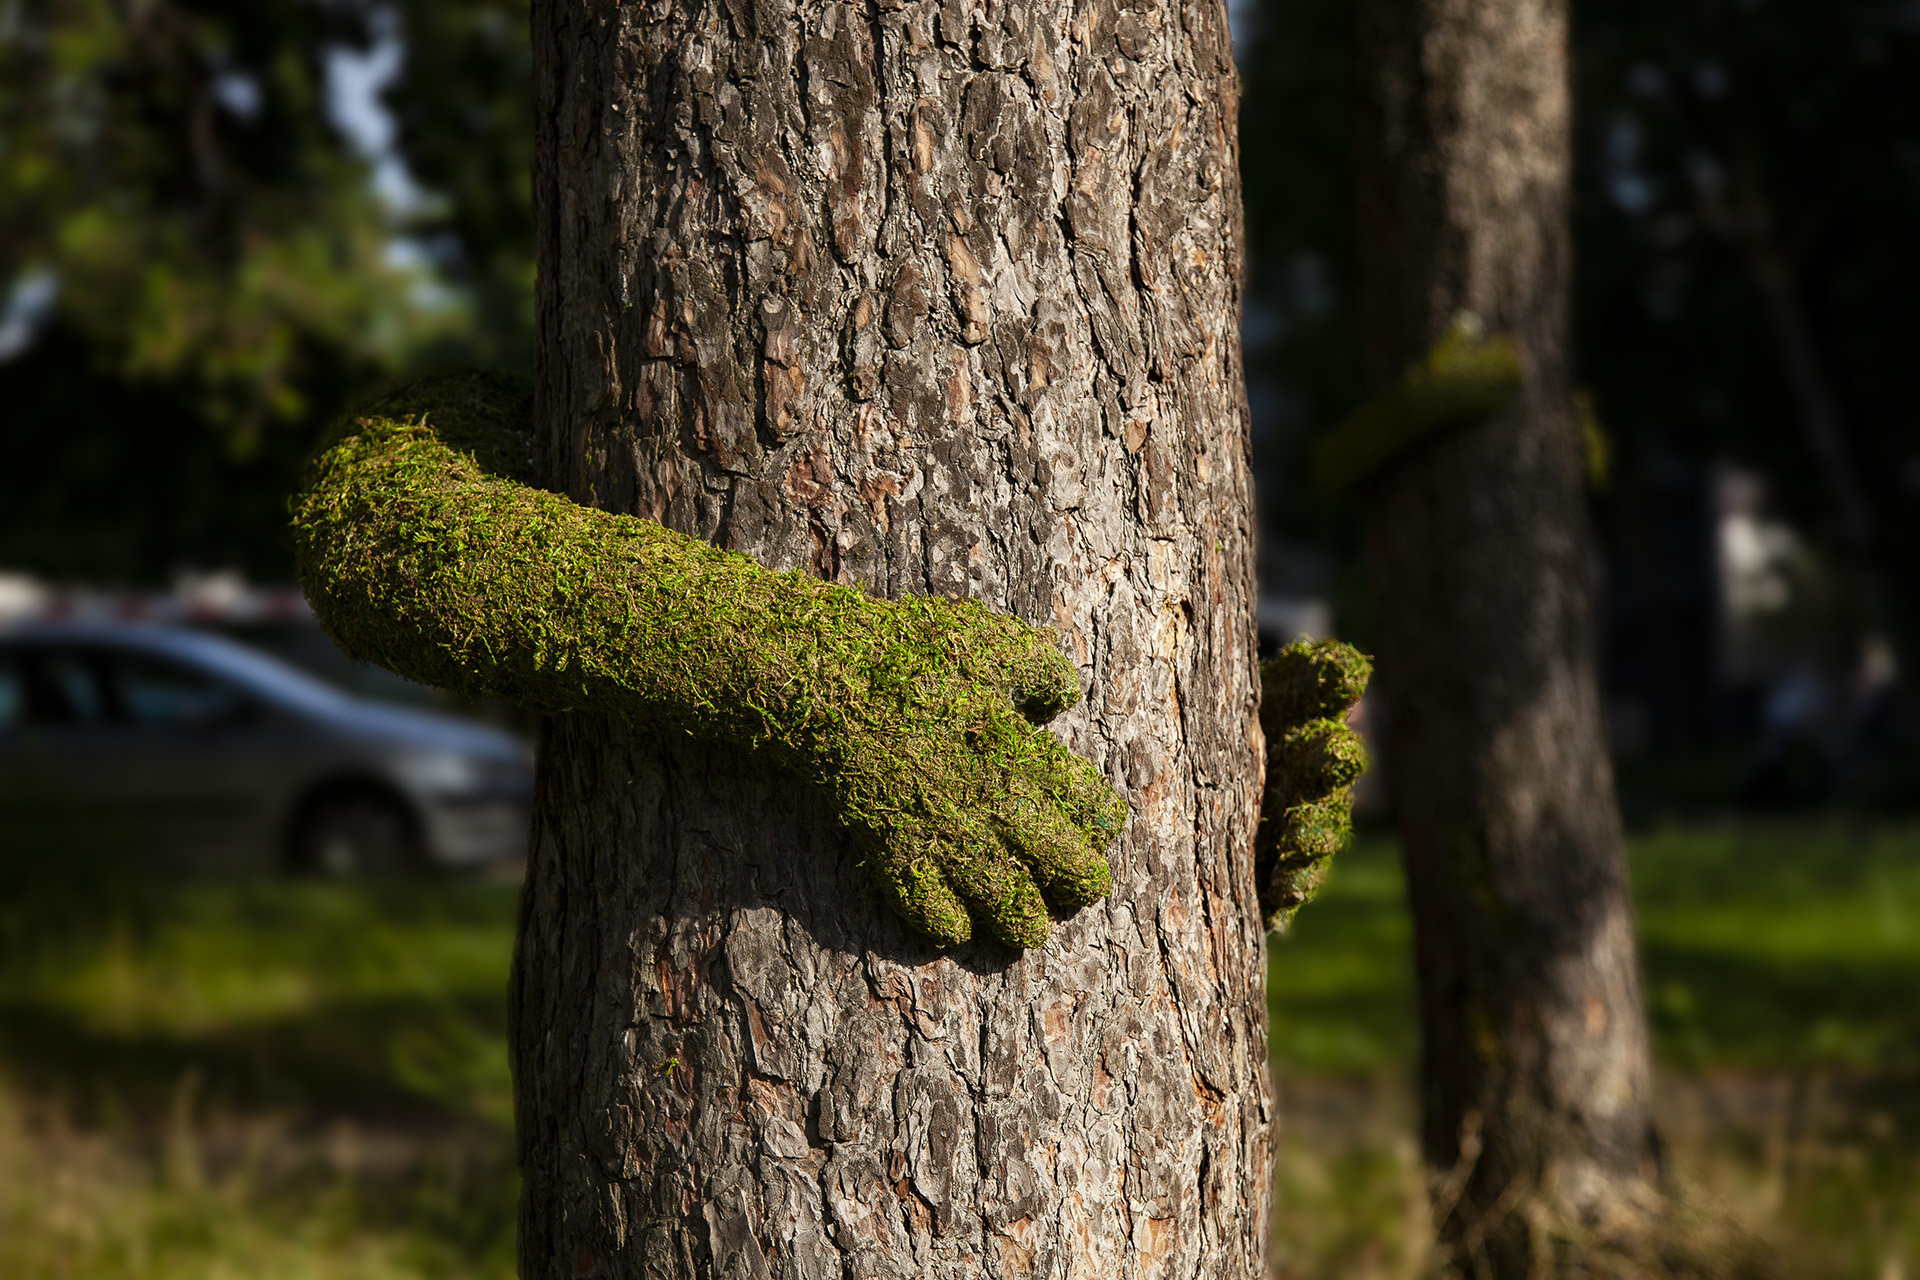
xmin=290 ymin=789 xmax=419 ymax=877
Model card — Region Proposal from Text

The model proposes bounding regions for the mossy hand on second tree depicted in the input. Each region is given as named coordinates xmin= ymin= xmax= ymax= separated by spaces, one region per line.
xmin=289 ymin=372 xmax=1124 ymax=949
xmin=1258 ymin=640 xmax=1372 ymax=930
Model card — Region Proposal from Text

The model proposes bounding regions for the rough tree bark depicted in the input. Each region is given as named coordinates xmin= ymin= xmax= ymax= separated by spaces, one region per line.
xmin=1354 ymin=0 xmax=1663 ymax=1268
xmin=512 ymin=1 xmax=1265 ymax=1276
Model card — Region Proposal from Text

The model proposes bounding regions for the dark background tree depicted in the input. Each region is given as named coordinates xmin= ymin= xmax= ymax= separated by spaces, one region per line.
xmin=1238 ymin=0 xmax=1920 ymax=775
xmin=1350 ymin=0 xmax=1662 ymax=1270
xmin=1231 ymin=0 xmax=1920 ymax=1270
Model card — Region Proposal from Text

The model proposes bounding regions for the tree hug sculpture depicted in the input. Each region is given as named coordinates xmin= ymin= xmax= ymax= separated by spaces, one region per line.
xmin=293 ymin=369 xmax=1368 ymax=946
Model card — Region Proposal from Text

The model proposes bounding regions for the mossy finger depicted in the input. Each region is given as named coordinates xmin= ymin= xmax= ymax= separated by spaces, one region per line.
xmin=1255 ymin=792 xmax=1353 ymax=925
xmin=1016 ymin=740 xmax=1128 ymax=847
xmin=934 ymin=837 xmax=1054 ymax=949
xmin=1279 ymin=794 xmax=1353 ymax=863
xmin=1270 ymin=719 xmax=1368 ymax=803
xmin=1260 ymin=640 xmax=1372 ymax=729
xmin=1265 ymin=857 xmax=1332 ymax=930
xmin=869 ymin=842 xmax=974 ymax=947
xmin=995 ymin=798 xmax=1112 ymax=913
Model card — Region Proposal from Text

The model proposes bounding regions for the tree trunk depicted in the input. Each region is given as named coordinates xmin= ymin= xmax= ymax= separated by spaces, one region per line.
xmin=512 ymin=2 xmax=1265 ymax=1277
xmin=1354 ymin=0 xmax=1662 ymax=1267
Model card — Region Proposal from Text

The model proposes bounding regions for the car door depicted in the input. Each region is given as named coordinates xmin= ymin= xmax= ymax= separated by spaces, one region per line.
xmin=91 ymin=643 xmax=287 ymax=870
xmin=0 ymin=643 xmax=136 ymax=862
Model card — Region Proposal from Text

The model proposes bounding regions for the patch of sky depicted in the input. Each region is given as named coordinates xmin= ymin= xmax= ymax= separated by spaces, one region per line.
xmin=322 ymin=5 xmax=465 ymax=316
xmin=0 ymin=271 xmax=59 ymax=364
xmin=211 ymin=69 xmax=262 ymax=121
xmin=1607 ymin=115 xmax=1657 ymax=215
xmin=385 ymin=237 xmax=465 ymax=314
xmin=324 ymin=5 xmax=427 ymax=215
xmin=1226 ymin=0 xmax=1259 ymax=63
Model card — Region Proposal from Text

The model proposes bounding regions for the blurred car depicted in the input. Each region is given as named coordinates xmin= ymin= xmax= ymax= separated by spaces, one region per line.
xmin=0 ymin=621 xmax=532 ymax=873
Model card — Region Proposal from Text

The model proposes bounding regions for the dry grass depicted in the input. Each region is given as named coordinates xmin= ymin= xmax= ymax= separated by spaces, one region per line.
xmin=0 ymin=1074 xmax=516 ymax=1280
xmin=1267 ymin=1070 xmax=1918 ymax=1279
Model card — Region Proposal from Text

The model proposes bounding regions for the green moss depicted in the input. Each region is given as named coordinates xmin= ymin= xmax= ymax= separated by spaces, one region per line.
xmin=1315 ymin=316 xmax=1525 ymax=494
xmin=1261 ymin=643 xmax=1372 ymax=737
xmin=1574 ymin=388 xmax=1610 ymax=491
xmin=291 ymin=372 xmax=1122 ymax=949
xmin=1258 ymin=640 xmax=1373 ymax=931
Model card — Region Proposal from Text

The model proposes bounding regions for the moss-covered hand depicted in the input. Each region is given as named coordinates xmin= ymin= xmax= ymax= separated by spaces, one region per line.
xmin=290 ymin=372 xmax=1124 ymax=949
xmin=1257 ymin=640 xmax=1372 ymax=930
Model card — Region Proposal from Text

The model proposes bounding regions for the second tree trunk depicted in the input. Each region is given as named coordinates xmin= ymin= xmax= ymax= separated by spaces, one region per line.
xmin=1355 ymin=0 xmax=1663 ymax=1268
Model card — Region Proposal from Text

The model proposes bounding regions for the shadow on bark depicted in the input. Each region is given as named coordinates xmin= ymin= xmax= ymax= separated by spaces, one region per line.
xmin=530 ymin=714 xmax=1068 ymax=976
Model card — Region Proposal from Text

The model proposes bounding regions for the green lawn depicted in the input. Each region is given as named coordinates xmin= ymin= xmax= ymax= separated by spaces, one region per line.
xmin=1266 ymin=821 xmax=1920 ymax=1279
xmin=1 ymin=820 xmax=1917 ymax=1277
xmin=0 ymin=873 xmax=521 ymax=1279
xmin=1268 ymin=820 xmax=1920 ymax=1074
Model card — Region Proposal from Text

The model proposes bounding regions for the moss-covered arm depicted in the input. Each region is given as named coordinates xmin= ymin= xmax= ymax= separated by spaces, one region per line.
xmin=290 ymin=372 xmax=1123 ymax=949
xmin=1257 ymin=640 xmax=1372 ymax=930
xmin=1314 ymin=316 xmax=1523 ymax=495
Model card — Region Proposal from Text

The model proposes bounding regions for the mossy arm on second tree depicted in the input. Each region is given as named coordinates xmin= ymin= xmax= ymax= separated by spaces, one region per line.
xmin=1314 ymin=317 xmax=1524 ymax=495
xmin=291 ymin=371 xmax=1367 ymax=947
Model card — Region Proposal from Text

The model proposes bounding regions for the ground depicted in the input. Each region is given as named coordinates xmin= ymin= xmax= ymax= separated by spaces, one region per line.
xmin=1268 ymin=826 xmax=1920 ymax=1278
xmin=0 ymin=821 xmax=1914 ymax=1278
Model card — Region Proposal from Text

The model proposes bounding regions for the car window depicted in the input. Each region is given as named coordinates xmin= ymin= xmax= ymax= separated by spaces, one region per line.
xmin=0 ymin=654 xmax=20 ymax=728
xmin=28 ymin=650 xmax=108 ymax=725
xmin=104 ymin=652 xmax=253 ymax=728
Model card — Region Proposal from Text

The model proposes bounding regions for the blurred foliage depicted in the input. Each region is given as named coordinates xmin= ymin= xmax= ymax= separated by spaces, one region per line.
xmin=382 ymin=0 xmax=531 ymax=367
xmin=0 ymin=0 xmax=532 ymax=583
xmin=1572 ymin=0 xmax=1920 ymax=734
xmin=0 ymin=0 xmax=464 ymax=436
xmin=1573 ymin=0 xmax=1920 ymax=549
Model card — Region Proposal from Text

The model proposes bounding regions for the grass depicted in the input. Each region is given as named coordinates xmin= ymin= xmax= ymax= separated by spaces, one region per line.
xmin=0 ymin=869 xmax=519 ymax=1279
xmin=1267 ymin=821 xmax=1920 ymax=1278
xmin=1269 ymin=820 xmax=1920 ymax=1074
xmin=1633 ymin=821 xmax=1920 ymax=1070
xmin=0 ymin=820 xmax=1916 ymax=1277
